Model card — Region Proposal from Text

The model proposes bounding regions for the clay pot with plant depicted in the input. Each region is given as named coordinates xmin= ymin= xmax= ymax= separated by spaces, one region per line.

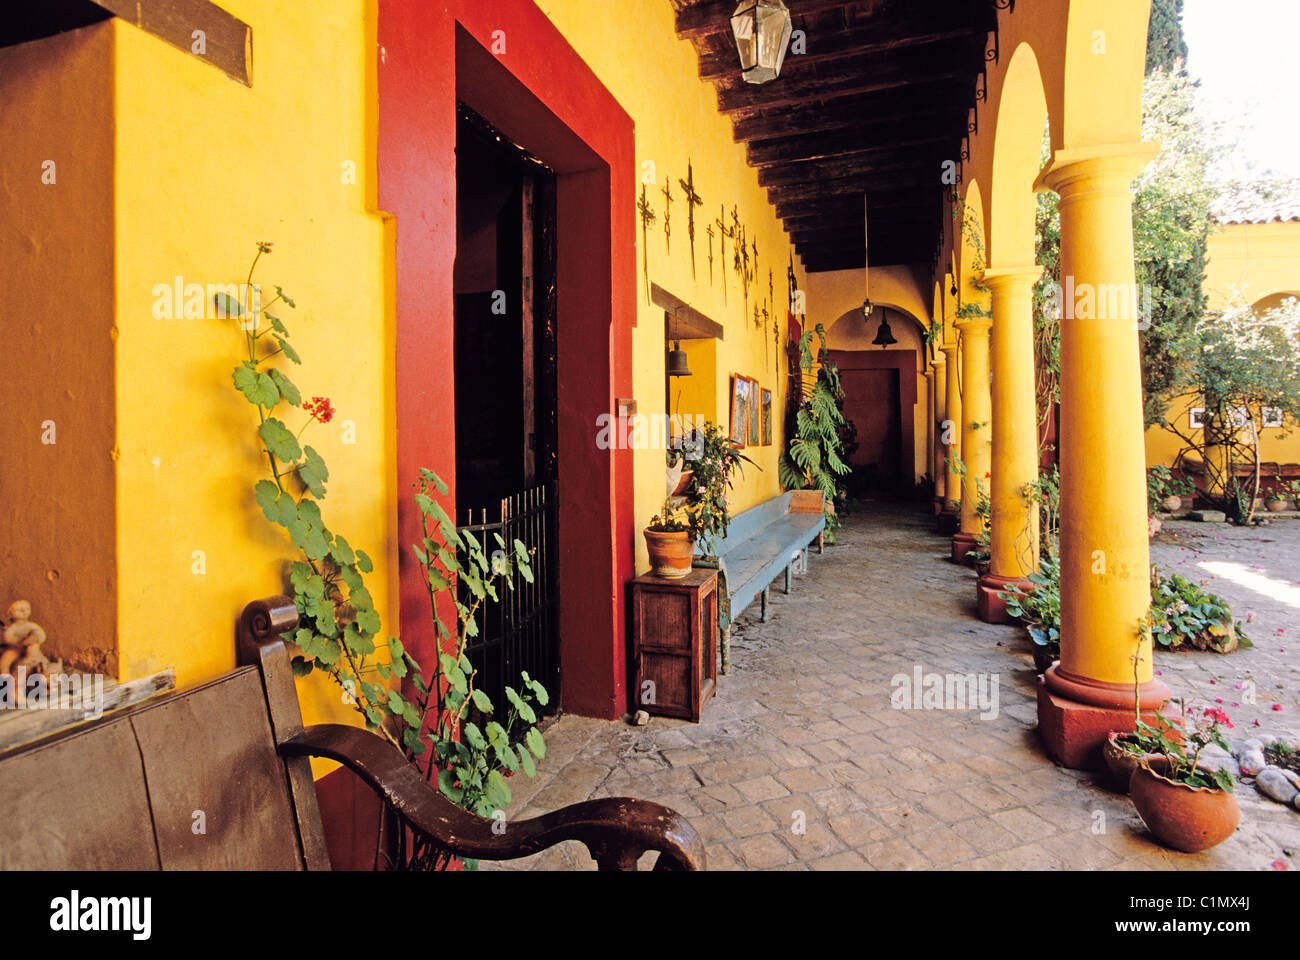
xmin=644 ymin=500 xmax=694 ymax=579
xmin=1116 ymin=633 xmax=1239 ymax=851
xmin=1266 ymin=489 xmax=1289 ymax=512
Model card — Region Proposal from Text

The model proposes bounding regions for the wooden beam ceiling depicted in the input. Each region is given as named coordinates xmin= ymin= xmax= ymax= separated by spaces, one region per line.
xmin=673 ymin=0 xmax=998 ymax=271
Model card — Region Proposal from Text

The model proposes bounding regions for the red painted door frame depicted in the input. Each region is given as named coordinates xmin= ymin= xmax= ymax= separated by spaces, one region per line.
xmin=829 ymin=349 xmax=918 ymax=483
xmin=377 ymin=0 xmax=636 ymax=719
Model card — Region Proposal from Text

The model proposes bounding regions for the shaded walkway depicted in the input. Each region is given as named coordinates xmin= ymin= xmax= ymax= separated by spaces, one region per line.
xmin=487 ymin=504 xmax=1299 ymax=870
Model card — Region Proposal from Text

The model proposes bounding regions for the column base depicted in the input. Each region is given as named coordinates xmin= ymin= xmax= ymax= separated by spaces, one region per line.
xmin=935 ymin=510 xmax=960 ymax=536
xmin=1036 ymin=664 xmax=1175 ymax=772
xmin=950 ymin=530 xmax=976 ymax=563
xmin=976 ymin=573 xmax=1032 ymax=624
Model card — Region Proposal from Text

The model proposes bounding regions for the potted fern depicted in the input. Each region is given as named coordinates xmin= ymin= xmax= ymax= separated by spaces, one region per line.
xmin=778 ymin=323 xmax=850 ymax=541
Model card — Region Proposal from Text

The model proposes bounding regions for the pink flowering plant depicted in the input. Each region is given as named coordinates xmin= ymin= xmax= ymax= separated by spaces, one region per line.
xmin=1123 ymin=631 xmax=1236 ymax=792
xmin=673 ymin=420 xmax=755 ymax=555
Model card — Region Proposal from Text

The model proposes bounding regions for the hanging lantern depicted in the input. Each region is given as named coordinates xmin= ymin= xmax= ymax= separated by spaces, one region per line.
xmin=730 ymin=0 xmax=794 ymax=85
xmin=667 ymin=341 xmax=693 ymax=377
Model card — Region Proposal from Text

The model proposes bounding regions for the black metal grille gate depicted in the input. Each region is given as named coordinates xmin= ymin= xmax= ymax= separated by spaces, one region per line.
xmin=457 ymin=482 xmax=558 ymax=717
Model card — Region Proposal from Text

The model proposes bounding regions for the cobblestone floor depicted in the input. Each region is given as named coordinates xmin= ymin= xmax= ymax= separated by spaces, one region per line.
xmin=484 ymin=504 xmax=1300 ymax=871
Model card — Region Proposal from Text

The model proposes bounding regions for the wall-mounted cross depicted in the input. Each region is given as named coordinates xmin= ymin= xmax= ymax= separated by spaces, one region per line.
xmin=661 ymin=179 xmax=674 ymax=254
xmin=715 ymin=206 xmax=733 ymax=305
xmin=637 ymin=185 xmax=657 ymax=304
xmin=679 ymin=161 xmax=704 ymax=280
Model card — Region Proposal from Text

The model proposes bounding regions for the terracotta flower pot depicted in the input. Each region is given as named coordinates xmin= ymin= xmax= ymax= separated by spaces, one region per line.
xmin=644 ymin=529 xmax=693 ymax=579
xmin=1129 ymin=759 xmax=1239 ymax=853
xmin=1266 ymin=498 xmax=1288 ymax=512
xmin=1103 ymin=732 xmax=1160 ymax=793
xmin=1161 ymin=495 xmax=1182 ymax=513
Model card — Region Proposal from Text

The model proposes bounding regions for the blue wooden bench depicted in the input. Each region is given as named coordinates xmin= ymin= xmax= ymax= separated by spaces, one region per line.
xmin=695 ymin=490 xmax=826 ymax=673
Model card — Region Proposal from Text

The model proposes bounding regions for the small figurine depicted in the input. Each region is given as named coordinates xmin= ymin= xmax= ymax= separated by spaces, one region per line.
xmin=1 ymin=600 xmax=51 ymax=677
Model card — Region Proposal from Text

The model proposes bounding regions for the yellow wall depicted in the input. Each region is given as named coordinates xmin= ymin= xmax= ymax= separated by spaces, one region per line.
xmin=1144 ymin=220 xmax=1300 ymax=470
xmin=110 ymin=3 xmax=394 ymax=733
xmin=0 ymin=25 xmax=118 ymax=674
xmin=804 ymin=266 xmax=935 ymax=482
xmin=535 ymin=0 xmax=800 ymax=573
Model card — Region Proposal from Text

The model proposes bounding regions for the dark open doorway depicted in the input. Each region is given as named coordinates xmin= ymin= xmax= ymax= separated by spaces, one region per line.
xmin=453 ymin=104 xmax=560 ymax=715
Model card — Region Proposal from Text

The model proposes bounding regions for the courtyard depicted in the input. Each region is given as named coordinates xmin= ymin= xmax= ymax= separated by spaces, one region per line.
xmin=487 ymin=504 xmax=1300 ymax=870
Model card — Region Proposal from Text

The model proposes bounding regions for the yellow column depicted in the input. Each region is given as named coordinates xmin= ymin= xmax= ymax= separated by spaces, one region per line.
xmin=978 ymin=266 xmax=1043 ymax=621
xmin=952 ymin=316 xmax=991 ymax=561
xmin=1036 ymin=142 xmax=1169 ymax=769
xmin=940 ymin=341 xmax=962 ymax=523
xmin=931 ymin=354 xmax=948 ymax=507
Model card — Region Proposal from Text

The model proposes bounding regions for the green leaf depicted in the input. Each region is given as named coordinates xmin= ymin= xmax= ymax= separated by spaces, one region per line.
xmin=275 ymin=285 xmax=296 ymax=309
xmin=484 ymin=770 xmax=511 ymax=811
xmin=290 ymin=656 xmax=314 ymax=677
xmin=268 ymin=368 xmax=301 ymax=405
xmin=437 ymin=769 xmax=464 ymax=804
xmin=462 ymin=722 xmax=487 ymax=751
xmin=259 ymin=418 xmax=301 ymax=463
xmin=494 ymin=742 xmax=519 ymax=773
xmin=518 ymin=747 xmax=536 ymax=778
xmin=330 ymin=534 xmax=355 ymax=566
xmin=274 ymin=335 xmax=301 ymax=364
xmin=298 ymin=446 xmax=329 ymax=499
xmin=525 ymin=726 xmax=546 ymax=760
xmin=297 ymin=499 xmax=323 ymax=528
xmin=214 ymin=291 xmax=245 ymax=319
xmin=268 ymin=315 xmax=288 ymax=337
xmin=355 ymin=549 xmax=373 ymax=573
xmin=254 ymin=480 xmax=281 ymax=522
xmin=233 ymin=365 xmax=279 ymax=408
xmin=470 ymin=688 xmax=493 ymax=714
xmin=301 ymin=525 xmax=330 ymax=561
xmin=505 ymin=686 xmax=536 ymax=724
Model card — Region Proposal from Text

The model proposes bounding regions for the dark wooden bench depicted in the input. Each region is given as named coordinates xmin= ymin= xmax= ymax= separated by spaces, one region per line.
xmin=0 ymin=597 xmax=704 ymax=871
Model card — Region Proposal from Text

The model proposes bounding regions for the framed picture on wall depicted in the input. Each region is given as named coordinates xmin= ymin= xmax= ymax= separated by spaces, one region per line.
xmin=747 ymin=377 xmax=762 ymax=446
xmin=761 ymin=388 xmax=773 ymax=445
xmin=1189 ymin=407 xmax=1206 ymax=430
xmin=730 ymin=376 xmax=749 ymax=446
xmin=1262 ymin=406 xmax=1284 ymax=428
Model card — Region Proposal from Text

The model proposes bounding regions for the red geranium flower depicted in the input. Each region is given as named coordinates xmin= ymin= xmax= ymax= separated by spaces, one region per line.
xmin=304 ymin=396 xmax=335 ymax=423
xmin=1203 ymin=706 xmax=1234 ymax=728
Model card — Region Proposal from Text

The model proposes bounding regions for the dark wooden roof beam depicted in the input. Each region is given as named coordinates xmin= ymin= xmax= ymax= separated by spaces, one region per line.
xmin=718 ymin=69 xmax=969 ymax=117
xmin=675 ymin=0 xmax=863 ymax=40
xmin=697 ymin=24 xmax=985 ymax=81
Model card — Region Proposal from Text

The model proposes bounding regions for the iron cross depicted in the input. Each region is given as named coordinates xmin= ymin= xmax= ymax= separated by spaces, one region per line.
xmin=661 ymin=178 xmax=673 ymax=254
xmin=706 ymin=223 xmax=715 ymax=285
xmin=637 ymin=185 xmax=657 ymax=304
xmin=679 ymin=162 xmax=704 ymax=280
xmin=715 ymin=205 xmax=732 ymax=305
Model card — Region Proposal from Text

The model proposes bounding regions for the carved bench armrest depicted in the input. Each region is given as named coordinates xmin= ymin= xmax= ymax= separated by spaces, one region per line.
xmin=282 ymin=723 xmax=705 ymax=871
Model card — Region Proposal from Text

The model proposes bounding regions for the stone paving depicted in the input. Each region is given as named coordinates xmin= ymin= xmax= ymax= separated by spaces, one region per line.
xmin=484 ymin=504 xmax=1300 ymax=870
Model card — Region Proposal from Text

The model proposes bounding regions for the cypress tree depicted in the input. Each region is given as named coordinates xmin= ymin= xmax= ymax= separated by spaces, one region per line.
xmin=1146 ymin=0 xmax=1188 ymax=74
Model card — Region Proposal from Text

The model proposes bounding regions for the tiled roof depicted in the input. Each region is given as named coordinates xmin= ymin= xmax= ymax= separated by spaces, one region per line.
xmin=1211 ymin=178 xmax=1300 ymax=224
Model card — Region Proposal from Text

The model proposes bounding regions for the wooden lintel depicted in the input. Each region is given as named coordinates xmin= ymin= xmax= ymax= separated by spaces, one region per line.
xmin=94 ymin=0 xmax=251 ymax=85
xmin=652 ymin=284 xmax=725 ymax=341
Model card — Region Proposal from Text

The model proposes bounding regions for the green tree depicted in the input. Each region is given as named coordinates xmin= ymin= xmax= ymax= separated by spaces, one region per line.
xmin=1146 ymin=0 xmax=1188 ymax=75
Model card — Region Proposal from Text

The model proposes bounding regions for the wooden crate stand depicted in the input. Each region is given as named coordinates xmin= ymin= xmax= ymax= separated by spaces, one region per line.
xmin=631 ymin=568 xmax=718 ymax=722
